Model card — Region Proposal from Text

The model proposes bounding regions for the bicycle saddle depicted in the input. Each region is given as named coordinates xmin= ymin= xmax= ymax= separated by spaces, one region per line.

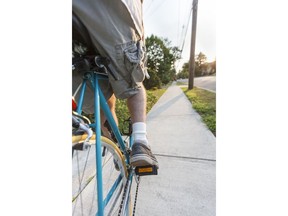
xmin=72 ymin=12 xmax=117 ymax=79
xmin=72 ymin=12 xmax=98 ymax=55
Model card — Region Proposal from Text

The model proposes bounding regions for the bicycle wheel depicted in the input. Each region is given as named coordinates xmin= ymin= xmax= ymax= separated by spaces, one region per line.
xmin=72 ymin=134 xmax=129 ymax=216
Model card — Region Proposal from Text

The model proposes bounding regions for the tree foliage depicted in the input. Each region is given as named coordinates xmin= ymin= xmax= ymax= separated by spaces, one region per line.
xmin=143 ymin=69 xmax=161 ymax=90
xmin=195 ymin=52 xmax=207 ymax=67
xmin=176 ymin=62 xmax=189 ymax=79
xmin=177 ymin=52 xmax=216 ymax=79
xmin=144 ymin=35 xmax=181 ymax=89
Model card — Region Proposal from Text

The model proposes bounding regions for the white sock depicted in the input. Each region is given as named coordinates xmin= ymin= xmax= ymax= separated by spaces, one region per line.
xmin=132 ymin=122 xmax=150 ymax=148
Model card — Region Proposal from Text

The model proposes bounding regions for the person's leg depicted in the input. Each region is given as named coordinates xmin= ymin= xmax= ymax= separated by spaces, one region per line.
xmin=127 ymin=83 xmax=148 ymax=146
xmin=127 ymin=83 xmax=146 ymax=123
xmin=101 ymin=94 xmax=118 ymax=139
xmin=127 ymin=84 xmax=159 ymax=168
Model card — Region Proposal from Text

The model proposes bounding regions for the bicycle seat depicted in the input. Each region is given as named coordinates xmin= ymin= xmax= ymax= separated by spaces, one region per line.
xmin=72 ymin=12 xmax=98 ymax=55
xmin=72 ymin=12 xmax=117 ymax=79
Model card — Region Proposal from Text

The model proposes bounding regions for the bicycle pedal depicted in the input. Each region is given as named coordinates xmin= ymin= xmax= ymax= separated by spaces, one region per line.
xmin=135 ymin=165 xmax=158 ymax=176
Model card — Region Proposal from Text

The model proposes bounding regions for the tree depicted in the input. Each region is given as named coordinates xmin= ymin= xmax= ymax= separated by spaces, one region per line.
xmin=179 ymin=52 xmax=213 ymax=78
xmin=195 ymin=52 xmax=207 ymax=77
xmin=195 ymin=52 xmax=207 ymax=67
xmin=144 ymin=35 xmax=181 ymax=89
xmin=176 ymin=62 xmax=189 ymax=79
xmin=211 ymin=60 xmax=216 ymax=74
xmin=143 ymin=69 xmax=161 ymax=90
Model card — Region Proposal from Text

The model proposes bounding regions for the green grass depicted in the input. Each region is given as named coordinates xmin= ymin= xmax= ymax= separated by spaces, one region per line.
xmin=181 ymin=87 xmax=216 ymax=136
xmin=84 ymin=87 xmax=168 ymax=133
xmin=176 ymin=81 xmax=188 ymax=86
xmin=147 ymin=88 xmax=166 ymax=110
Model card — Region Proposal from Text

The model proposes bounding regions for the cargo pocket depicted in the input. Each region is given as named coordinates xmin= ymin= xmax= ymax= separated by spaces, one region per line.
xmin=123 ymin=41 xmax=146 ymax=83
xmin=112 ymin=41 xmax=146 ymax=99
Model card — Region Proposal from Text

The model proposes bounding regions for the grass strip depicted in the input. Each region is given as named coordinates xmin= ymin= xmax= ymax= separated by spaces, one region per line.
xmin=176 ymin=81 xmax=188 ymax=86
xmin=181 ymin=87 xmax=216 ymax=136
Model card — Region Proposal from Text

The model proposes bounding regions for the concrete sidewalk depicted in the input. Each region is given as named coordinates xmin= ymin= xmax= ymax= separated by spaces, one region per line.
xmin=132 ymin=82 xmax=216 ymax=216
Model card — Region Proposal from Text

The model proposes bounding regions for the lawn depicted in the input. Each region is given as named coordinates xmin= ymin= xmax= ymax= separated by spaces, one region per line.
xmin=181 ymin=87 xmax=216 ymax=136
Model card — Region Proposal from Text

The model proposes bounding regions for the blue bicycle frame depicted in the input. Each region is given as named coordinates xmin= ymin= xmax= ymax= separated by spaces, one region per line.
xmin=75 ymin=71 xmax=133 ymax=216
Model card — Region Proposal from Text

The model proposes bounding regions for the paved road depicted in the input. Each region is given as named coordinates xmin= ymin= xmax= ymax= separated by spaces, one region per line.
xmin=194 ymin=76 xmax=216 ymax=92
xmin=178 ymin=76 xmax=216 ymax=92
xmin=132 ymin=82 xmax=216 ymax=216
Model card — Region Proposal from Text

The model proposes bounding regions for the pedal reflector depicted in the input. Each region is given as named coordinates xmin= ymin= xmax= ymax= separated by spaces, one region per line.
xmin=135 ymin=165 xmax=158 ymax=176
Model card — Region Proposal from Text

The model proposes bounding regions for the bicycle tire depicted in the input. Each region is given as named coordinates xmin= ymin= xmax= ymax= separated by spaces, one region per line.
xmin=72 ymin=134 xmax=130 ymax=216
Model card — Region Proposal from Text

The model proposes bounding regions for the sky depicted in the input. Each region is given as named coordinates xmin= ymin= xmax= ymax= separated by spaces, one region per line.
xmin=143 ymin=0 xmax=216 ymax=72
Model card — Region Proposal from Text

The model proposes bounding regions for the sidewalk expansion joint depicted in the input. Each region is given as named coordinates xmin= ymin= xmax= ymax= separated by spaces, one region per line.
xmin=148 ymin=113 xmax=199 ymax=118
xmin=154 ymin=153 xmax=216 ymax=162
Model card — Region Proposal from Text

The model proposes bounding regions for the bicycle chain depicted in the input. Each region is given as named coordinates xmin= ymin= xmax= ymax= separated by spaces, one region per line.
xmin=117 ymin=173 xmax=141 ymax=216
xmin=132 ymin=176 xmax=140 ymax=216
xmin=118 ymin=172 xmax=131 ymax=216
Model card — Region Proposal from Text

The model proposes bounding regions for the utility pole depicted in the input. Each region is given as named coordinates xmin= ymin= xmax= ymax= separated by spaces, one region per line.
xmin=188 ymin=0 xmax=198 ymax=90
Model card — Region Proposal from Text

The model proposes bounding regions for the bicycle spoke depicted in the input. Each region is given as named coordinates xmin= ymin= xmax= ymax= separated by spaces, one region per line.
xmin=72 ymin=138 xmax=128 ymax=216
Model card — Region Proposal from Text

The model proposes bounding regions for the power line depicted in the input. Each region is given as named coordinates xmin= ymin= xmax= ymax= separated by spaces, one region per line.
xmin=176 ymin=1 xmax=181 ymax=48
xmin=179 ymin=0 xmax=198 ymax=57
xmin=146 ymin=0 xmax=169 ymax=17
xmin=176 ymin=0 xmax=196 ymax=72
xmin=179 ymin=8 xmax=192 ymax=57
xmin=175 ymin=9 xmax=191 ymax=72
xmin=144 ymin=0 xmax=155 ymax=14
